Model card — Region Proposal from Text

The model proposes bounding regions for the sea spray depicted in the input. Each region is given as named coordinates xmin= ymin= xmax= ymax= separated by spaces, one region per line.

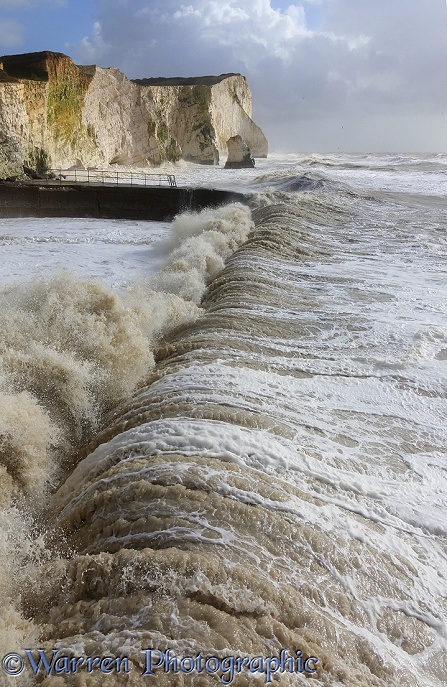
xmin=1 ymin=155 xmax=445 ymax=685
xmin=18 ymin=199 xmax=444 ymax=686
xmin=148 ymin=203 xmax=254 ymax=303
xmin=0 ymin=202 xmax=254 ymax=682
xmin=0 ymin=203 xmax=253 ymax=497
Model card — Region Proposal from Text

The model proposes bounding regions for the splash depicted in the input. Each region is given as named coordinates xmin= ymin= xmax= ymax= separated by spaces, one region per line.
xmin=18 ymin=202 xmax=447 ymax=686
xmin=149 ymin=203 xmax=253 ymax=303
xmin=0 ymin=202 xmax=253 ymax=677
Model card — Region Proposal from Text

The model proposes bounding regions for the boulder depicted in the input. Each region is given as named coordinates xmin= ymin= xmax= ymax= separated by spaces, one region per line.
xmin=224 ymin=135 xmax=255 ymax=169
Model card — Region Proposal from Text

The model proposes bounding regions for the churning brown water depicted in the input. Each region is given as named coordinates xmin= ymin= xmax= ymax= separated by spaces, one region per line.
xmin=1 ymin=154 xmax=447 ymax=686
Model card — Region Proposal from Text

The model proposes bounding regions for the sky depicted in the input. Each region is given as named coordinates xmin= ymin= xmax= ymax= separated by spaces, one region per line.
xmin=0 ymin=0 xmax=446 ymax=152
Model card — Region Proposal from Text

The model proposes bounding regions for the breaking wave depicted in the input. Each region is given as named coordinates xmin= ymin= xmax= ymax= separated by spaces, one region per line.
xmin=1 ymin=163 xmax=446 ymax=685
xmin=0 ymin=202 xmax=253 ymax=683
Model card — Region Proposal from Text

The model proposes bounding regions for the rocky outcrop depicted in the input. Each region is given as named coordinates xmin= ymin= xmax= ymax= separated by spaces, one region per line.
xmin=224 ymin=135 xmax=255 ymax=168
xmin=0 ymin=51 xmax=268 ymax=175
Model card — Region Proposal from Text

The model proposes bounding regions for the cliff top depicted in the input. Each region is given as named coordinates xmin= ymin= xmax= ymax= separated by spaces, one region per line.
xmin=133 ymin=74 xmax=242 ymax=87
xmin=0 ymin=52 xmax=242 ymax=88
xmin=0 ymin=50 xmax=70 ymax=81
xmin=0 ymin=50 xmax=66 ymax=62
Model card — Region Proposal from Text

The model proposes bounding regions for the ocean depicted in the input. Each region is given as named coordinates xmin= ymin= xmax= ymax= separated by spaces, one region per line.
xmin=0 ymin=153 xmax=446 ymax=686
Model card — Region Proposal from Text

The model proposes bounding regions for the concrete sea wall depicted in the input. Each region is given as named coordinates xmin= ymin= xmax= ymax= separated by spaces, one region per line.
xmin=0 ymin=182 xmax=249 ymax=221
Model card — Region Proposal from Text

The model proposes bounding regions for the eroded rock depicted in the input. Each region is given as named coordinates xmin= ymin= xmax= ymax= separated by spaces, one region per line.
xmin=224 ymin=135 xmax=255 ymax=169
xmin=0 ymin=51 xmax=268 ymax=172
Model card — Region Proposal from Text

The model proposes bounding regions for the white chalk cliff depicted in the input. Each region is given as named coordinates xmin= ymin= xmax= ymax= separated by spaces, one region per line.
xmin=0 ymin=51 xmax=268 ymax=176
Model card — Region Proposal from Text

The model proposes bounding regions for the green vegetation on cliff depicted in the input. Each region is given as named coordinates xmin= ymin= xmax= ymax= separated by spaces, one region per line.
xmin=47 ymin=79 xmax=88 ymax=145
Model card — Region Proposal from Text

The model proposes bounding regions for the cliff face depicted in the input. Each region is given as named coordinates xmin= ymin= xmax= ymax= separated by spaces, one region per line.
xmin=0 ymin=51 xmax=268 ymax=175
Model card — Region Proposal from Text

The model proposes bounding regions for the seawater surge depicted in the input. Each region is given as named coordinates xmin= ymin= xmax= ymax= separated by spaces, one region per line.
xmin=1 ymin=157 xmax=446 ymax=686
xmin=5 ymin=190 xmax=444 ymax=686
xmin=0 ymin=202 xmax=254 ymax=685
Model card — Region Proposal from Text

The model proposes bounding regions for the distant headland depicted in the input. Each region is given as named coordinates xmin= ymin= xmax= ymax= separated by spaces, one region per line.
xmin=0 ymin=51 xmax=268 ymax=178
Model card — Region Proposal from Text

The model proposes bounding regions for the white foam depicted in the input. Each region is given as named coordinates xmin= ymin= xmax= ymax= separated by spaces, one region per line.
xmin=0 ymin=217 xmax=171 ymax=288
xmin=1 ymin=153 xmax=447 ymax=685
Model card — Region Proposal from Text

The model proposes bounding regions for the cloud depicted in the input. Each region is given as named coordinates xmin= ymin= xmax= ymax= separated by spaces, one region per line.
xmin=71 ymin=0 xmax=447 ymax=152
xmin=74 ymin=0 xmax=311 ymax=72
xmin=320 ymin=0 xmax=447 ymax=110
xmin=76 ymin=21 xmax=108 ymax=63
